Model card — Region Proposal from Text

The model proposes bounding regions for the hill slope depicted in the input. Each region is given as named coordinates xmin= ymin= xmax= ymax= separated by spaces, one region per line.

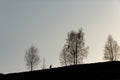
xmin=1 ymin=61 xmax=120 ymax=80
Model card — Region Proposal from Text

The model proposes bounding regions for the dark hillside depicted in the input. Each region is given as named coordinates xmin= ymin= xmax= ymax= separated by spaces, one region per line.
xmin=2 ymin=61 xmax=120 ymax=80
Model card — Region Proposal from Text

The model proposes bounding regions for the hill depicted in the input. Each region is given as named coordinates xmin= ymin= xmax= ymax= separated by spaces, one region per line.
xmin=1 ymin=61 xmax=120 ymax=80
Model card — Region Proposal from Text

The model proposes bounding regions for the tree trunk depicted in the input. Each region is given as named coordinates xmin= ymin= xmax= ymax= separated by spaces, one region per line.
xmin=75 ymin=42 xmax=78 ymax=65
xmin=31 ymin=63 xmax=33 ymax=71
xmin=74 ymin=53 xmax=76 ymax=65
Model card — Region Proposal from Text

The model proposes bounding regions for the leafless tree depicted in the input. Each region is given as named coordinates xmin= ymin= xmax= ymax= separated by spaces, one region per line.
xmin=25 ymin=45 xmax=40 ymax=71
xmin=41 ymin=58 xmax=46 ymax=70
xmin=60 ymin=28 xmax=89 ymax=66
xmin=104 ymin=35 xmax=120 ymax=61
xmin=59 ymin=45 xmax=68 ymax=66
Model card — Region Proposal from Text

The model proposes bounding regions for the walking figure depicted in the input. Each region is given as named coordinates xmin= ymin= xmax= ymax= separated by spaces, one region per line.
xmin=49 ymin=65 xmax=52 ymax=69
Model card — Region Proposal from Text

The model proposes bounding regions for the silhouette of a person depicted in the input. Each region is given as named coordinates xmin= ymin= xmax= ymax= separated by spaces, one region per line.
xmin=49 ymin=65 xmax=52 ymax=69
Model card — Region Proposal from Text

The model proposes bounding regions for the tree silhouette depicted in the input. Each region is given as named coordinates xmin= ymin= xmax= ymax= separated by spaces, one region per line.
xmin=60 ymin=45 xmax=68 ymax=66
xmin=104 ymin=35 xmax=120 ymax=61
xmin=41 ymin=58 xmax=46 ymax=70
xmin=60 ymin=28 xmax=89 ymax=66
xmin=25 ymin=45 xmax=40 ymax=71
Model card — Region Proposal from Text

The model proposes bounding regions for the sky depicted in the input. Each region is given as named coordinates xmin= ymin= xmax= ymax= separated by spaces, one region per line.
xmin=0 ymin=0 xmax=120 ymax=74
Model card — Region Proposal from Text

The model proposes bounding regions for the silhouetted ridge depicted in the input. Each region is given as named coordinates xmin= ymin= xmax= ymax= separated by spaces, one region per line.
xmin=1 ymin=61 xmax=120 ymax=80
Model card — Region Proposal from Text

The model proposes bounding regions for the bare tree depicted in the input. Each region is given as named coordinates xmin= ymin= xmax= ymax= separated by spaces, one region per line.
xmin=41 ymin=58 xmax=46 ymax=70
xmin=25 ymin=45 xmax=40 ymax=71
xmin=60 ymin=28 xmax=89 ymax=66
xmin=59 ymin=45 xmax=68 ymax=66
xmin=104 ymin=35 xmax=120 ymax=61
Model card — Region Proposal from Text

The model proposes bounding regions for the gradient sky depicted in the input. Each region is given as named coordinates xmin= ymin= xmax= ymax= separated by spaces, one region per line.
xmin=0 ymin=0 xmax=120 ymax=74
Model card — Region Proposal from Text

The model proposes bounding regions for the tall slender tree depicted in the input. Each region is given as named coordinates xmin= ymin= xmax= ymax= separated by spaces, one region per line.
xmin=41 ymin=58 xmax=46 ymax=69
xmin=60 ymin=28 xmax=89 ymax=66
xmin=104 ymin=35 xmax=120 ymax=61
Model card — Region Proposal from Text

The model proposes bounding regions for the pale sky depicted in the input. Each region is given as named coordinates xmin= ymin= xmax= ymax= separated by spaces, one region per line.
xmin=0 ymin=0 xmax=120 ymax=74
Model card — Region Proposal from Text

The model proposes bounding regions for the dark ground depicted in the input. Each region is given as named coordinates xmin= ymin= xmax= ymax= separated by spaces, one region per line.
xmin=1 ymin=61 xmax=120 ymax=80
